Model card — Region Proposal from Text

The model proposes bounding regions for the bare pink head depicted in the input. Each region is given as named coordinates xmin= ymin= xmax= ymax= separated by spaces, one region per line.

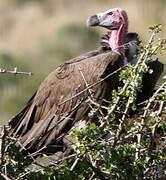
xmin=87 ymin=8 xmax=128 ymax=54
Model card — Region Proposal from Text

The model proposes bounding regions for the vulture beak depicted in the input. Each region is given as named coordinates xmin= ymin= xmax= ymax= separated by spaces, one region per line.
xmin=87 ymin=15 xmax=100 ymax=27
xmin=87 ymin=11 xmax=114 ymax=29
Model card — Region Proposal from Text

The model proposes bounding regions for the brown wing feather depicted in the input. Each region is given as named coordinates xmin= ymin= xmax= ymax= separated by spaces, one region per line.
xmin=9 ymin=49 xmax=122 ymax=153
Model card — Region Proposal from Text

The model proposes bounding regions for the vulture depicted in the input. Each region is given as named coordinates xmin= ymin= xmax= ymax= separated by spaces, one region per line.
xmin=9 ymin=8 xmax=164 ymax=156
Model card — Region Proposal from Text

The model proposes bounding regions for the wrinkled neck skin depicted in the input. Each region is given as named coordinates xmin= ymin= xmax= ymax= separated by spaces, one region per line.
xmin=109 ymin=23 xmax=128 ymax=55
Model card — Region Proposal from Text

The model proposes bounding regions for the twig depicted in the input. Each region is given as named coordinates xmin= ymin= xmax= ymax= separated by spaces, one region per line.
xmin=78 ymin=65 xmax=94 ymax=99
xmin=78 ymin=65 xmax=106 ymax=118
xmin=143 ymin=81 xmax=166 ymax=124
xmin=27 ymin=146 xmax=46 ymax=157
xmin=87 ymin=98 xmax=108 ymax=110
xmin=59 ymin=64 xmax=128 ymax=106
xmin=0 ymin=173 xmax=11 ymax=180
xmin=0 ymin=126 xmax=7 ymax=173
xmin=100 ymin=80 xmax=130 ymax=128
xmin=156 ymin=101 xmax=164 ymax=116
xmin=89 ymin=172 xmax=95 ymax=180
xmin=70 ymin=157 xmax=80 ymax=171
xmin=8 ymin=136 xmax=37 ymax=163
xmin=0 ymin=67 xmax=32 ymax=76
xmin=84 ymin=154 xmax=107 ymax=180
xmin=15 ymin=169 xmax=43 ymax=180
xmin=112 ymin=96 xmax=132 ymax=148
xmin=0 ymin=126 xmax=4 ymax=167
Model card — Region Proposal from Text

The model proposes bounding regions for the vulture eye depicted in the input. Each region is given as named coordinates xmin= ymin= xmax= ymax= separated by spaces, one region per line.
xmin=107 ymin=12 xmax=113 ymax=15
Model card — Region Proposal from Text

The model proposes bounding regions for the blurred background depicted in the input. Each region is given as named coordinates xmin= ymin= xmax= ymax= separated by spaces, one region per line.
xmin=0 ymin=0 xmax=165 ymax=124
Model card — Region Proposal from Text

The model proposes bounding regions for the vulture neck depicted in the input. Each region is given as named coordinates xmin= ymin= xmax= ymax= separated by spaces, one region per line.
xmin=109 ymin=23 xmax=128 ymax=55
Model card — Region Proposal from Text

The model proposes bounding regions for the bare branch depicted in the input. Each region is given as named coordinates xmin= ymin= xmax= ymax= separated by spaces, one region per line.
xmin=84 ymin=154 xmax=107 ymax=180
xmin=0 ymin=173 xmax=11 ymax=180
xmin=0 ymin=67 xmax=32 ymax=76
xmin=0 ymin=126 xmax=6 ymax=172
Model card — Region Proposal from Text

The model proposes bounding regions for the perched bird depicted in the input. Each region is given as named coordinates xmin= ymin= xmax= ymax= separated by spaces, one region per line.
xmin=9 ymin=8 xmax=163 ymax=156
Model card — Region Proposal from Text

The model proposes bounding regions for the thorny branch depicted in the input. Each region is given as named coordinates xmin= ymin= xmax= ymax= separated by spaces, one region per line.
xmin=133 ymin=31 xmax=166 ymax=161
xmin=135 ymin=81 xmax=166 ymax=160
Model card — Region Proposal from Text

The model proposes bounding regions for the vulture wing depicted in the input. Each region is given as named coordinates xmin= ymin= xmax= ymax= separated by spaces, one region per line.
xmin=9 ymin=49 xmax=122 ymax=153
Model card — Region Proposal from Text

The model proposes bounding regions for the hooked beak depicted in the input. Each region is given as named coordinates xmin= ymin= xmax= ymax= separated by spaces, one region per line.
xmin=87 ymin=13 xmax=114 ymax=29
xmin=87 ymin=15 xmax=100 ymax=27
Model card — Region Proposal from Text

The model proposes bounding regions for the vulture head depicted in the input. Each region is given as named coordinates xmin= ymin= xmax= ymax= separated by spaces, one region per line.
xmin=87 ymin=8 xmax=128 ymax=54
xmin=87 ymin=8 xmax=128 ymax=30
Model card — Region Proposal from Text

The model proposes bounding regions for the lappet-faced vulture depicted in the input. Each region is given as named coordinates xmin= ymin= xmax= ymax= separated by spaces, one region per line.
xmin=9 ymin=8 xmax=163 ymax=156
